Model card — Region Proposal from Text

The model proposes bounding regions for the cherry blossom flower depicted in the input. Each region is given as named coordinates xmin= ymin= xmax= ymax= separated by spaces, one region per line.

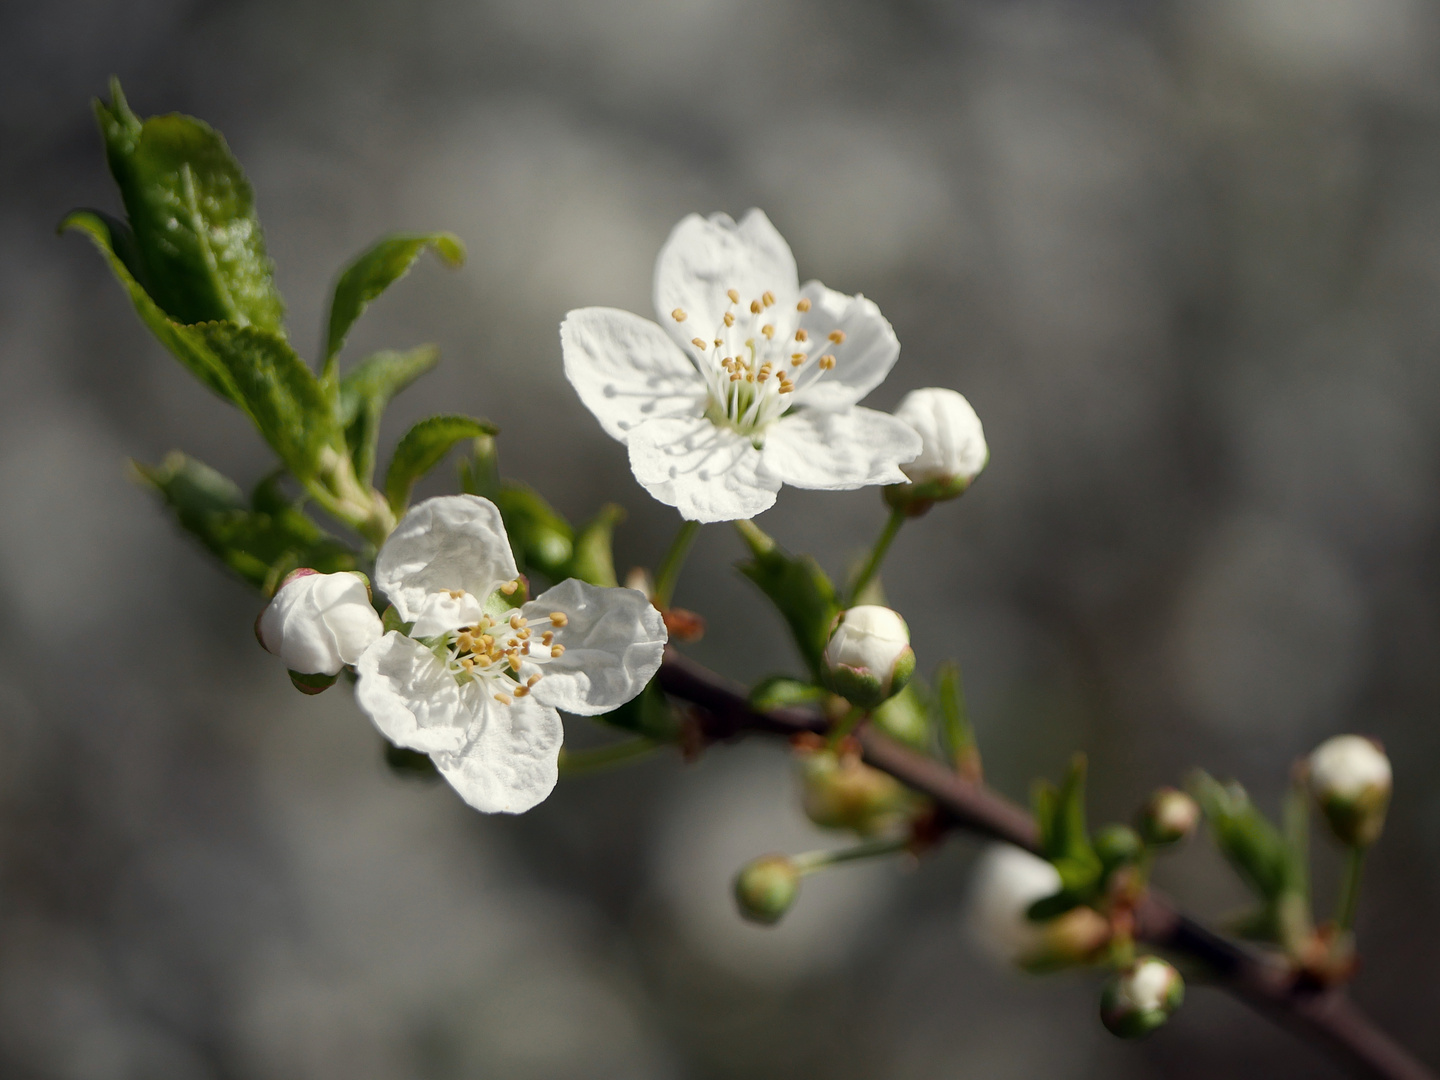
xmin=352 ymin=495 xmax=667 ymax=813
xmin=561 ymin=210 xmax=921 ymax=522
xmin=257 ymin=569 xmax=384 ymax=676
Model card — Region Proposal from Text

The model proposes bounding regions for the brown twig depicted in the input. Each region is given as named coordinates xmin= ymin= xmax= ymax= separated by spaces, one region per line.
xmin=656 ymin=650 xmax=1436 ymax=1080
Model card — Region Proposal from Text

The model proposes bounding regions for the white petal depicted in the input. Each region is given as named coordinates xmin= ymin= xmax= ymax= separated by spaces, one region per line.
xmin=789 ymin=281 xmax=901 ymax=411
xmin=522 ymin=579 xmax=667 ymax=716
xmin=627 ymin=415 xmax=781 ymax=522
xmin=374 ymin=495 xmax=517 ymax=625
xmin=762 ymin=407 xmax=920 ymax=491
xmin=653 ymin=210 xmax=799 ymax=351
xmin=258 ymin=571 xmax=382 ymax=675
xmin=561 ymin=307 xmax=708 ymax=444
xmin=353 ymin=632 xmax=469 ymax=753
xmin=894 ymin=387 xmax=989 ymax=484
xmin=431 ymin=695 xmax=563 ymax=814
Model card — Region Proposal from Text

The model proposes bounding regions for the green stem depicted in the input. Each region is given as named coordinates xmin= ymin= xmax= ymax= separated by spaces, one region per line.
xmin=793 ymin=834 xmax=909 ymax=874
xmin=653 ymin=519 xmax=701 ymax=608
xmin=847 ymin=506 xmax=906 ymax=605
xmin=1336 ymin=845 xmax=1367 ymax=933
xmin=558 ymin=737 xmax=658 ymax=776
xmin=827 ymin=703 xmax=867 ymax=751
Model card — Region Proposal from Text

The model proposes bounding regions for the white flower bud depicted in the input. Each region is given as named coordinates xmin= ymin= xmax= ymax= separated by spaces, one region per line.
xmin=1100 ymin=957 xmax=1184 ymax=1038
xmin=1139 ymin=787 xmax=1201 ymax=846
xmin=967 ymin=844 xmax=1110 ymax=970
xmin=822 ymin=605 xmax=915 ymax=708
xmin=1308 ymin=735 xmax=1393 ymax=847
xmin=894 ymin=388 xmax=988 ymax=489
xmin=257 ymin=570 xmax=384 ymax=677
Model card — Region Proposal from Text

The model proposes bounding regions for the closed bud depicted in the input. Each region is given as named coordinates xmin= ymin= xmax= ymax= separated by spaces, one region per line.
xmin=885 ymin=388 xmax=988 ymax=514
xmin=1100 ymin=957 xmax=1184 ymax=1038
xmin=258 ymin=570 xmax=384 ymax=677
xmin=822 ymin=606 xmax=915 ymax=708
xmin=968 ymin=845 xmax=1111 ymax=971
xmin=1307 ymin=735 xmax=1392 ymax=847
xmin=797 ymin=744 xmax=918 ymax=836
xmin=1093 ymin=824 xmax=1144 ymax=871
xmin=1139 ymin=787 xmax=1200 ymax=846
xmin=734 ymin=855 xmax=801 ymax=925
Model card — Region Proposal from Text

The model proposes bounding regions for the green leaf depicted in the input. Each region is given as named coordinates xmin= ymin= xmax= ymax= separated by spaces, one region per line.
xmin=339 ymin=345 xmax=441 ymax=484
xmin=1190 ymin=771 xmax=1294 ymax=904
xmin=60 ymin=209 xmax=242 ymax=404
xmin=1031 ymin=754 xmax=1102 ymax=896
xmin=457 ymin=433 xmax=501 ymax=500
xmin=872 ymin=683 xmax=930 ymax=751
xmin=384 ymin=415 xmax=497 ymax=513
xmin=494 ymin=483 xmax=574 ymax=582
xmin=734 ymin=520 xmax=840 ymax=680
xmin=135 ymin=452 xmax=354 ymax=592
xmin=94 ymin=80 xmax=285 ymax=333
xmin=324 ymin=232 xmax=464 ymax=370
xmin=748 ymin=676 xmax=827 ymax=712
xmin=567 ymin=504 xmax=624 ymax=588
xmin=193 ymin=322 xmax=336 ymax=480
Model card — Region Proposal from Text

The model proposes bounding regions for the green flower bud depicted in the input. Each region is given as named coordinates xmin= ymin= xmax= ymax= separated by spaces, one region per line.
xmin=1093 ymin=823 xmax=1144 ymax=871
xmin=822 ymin=606 xmax=914 ymax=709
xmin=733 ymin=855 xmax=801 ymax=925
xmin=1307 ymin=735 xmax=1392 ymax=847
xmin=1139 ymin=787 xmax=1200 ymax=846
xmin=796 ymin=745 xmax=918 ymax=836
xmin=1100 ymin=957 xmax=1184 ymax=1038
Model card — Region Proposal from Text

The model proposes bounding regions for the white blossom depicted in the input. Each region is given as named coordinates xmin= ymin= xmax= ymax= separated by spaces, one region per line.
xmin=893 ymin=387 xmax=988 ymax=487
xmin=354 ymin=495 xmax=668 ymax=814
xmin=1308 ymin=735 xmax=1392 ymax=802
xmin=561 ymin=210 xmax=921 ymax=522
xmin=967 ymin=844 xmax=1061 ymax=964
xmin=257 ymin=570 xmax=383 ymax=676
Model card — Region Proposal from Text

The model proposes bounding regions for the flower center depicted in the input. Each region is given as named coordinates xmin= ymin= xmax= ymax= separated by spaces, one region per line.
xmin=671 ymin=289 xmax=842 ymax=439
xmin=435 ymin=602 xmax=570 ymax=707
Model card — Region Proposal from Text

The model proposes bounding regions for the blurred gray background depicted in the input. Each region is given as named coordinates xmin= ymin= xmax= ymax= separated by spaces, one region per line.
xmin=3 ymin=0 xmax=1439 ymax=1077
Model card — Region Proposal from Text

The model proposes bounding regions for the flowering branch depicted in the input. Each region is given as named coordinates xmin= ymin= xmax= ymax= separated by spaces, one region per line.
xmin=657 ymin=650 xmax=1436 ymax=1080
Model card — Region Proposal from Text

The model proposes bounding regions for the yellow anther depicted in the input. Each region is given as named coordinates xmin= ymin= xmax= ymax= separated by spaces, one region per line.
xmin=551 ymin=644 xmax=565 ymax=657
xmin=509 ymin=613 xmax=526 ymax=629
xmin=723 ymin=312 xmax=735 ymax=327
xmin=730 ymin=372 xmax=741 ymax=382
xmin=795 ymin=329 xmax=808 ymax=342
xmin=514 ymin=685 xmax=530 ymax=697
xmin=762 ymin=290 xmax=776 ymax=307
xmin=527 ymin=674 xmax=542 ymax=687
xmin=518 ymin=629 xmax=531 ymax=640
xmin=749 ymin=300 xmax=762 ymax=314
xmin=791 ymin=354 xmax=806 ymax=365
xmin=727 ymin=288 xmax=740 ymax=304
xmin=461 ymin=656 xmax=476 ymax=670
xmin=797 ymin=297 xmax=812 ymax=312
xmin=819 ymin=354 xmax=836 ymax=370
xmin=494 ymin=692 xmax=513 ymax=705
xmin=448 ymin=589 xmax=465 ymax=599
xmin=714 ymin=338 xmax=723 ymax=347
xmin=500 ymin=580 xmax=518 ymax=596
xmin=828 ymin=330 xmax=846 ymax=344
xmin=549 ymin=612 xmax=568 ymax=628
xmin=542 ymin=631 xmax=554 ymax=645
xmin=761 ymin=324 xmax=775 ymax=339
xmin=671 ymin=308 xmax=687 ymax=322
xmin=508 ymin=653 xmax=522 ymax=672
xmin=481 ymin=634 xmax=494 ymax=648
xmin=780 ymin=383 xmax=794 ymax=394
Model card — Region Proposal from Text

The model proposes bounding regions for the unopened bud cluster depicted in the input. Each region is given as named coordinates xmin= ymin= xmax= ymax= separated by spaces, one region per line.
xmin=1101 ymin=957 xmax=1184 ymax=1038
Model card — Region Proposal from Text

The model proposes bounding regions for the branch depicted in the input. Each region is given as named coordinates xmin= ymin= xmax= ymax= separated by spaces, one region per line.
xmin=656 ymin=651 xmax=1436 ymax=1080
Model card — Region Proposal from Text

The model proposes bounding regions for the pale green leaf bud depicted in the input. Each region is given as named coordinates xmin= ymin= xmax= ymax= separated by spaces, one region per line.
xmin=1101 ymin=957 xmax=1184 ymax=1038
xmin=1307 ymin=735 xmax=1392 ymax=847
xmin=733 ymin=854 xmax=801 ymax=925
xmin=822 ymin=606 xmax=915 ymax=708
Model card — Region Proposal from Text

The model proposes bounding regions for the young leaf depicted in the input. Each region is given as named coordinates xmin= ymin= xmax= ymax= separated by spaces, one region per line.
xmin=567 ymin=504 xmax=624 ymax=588
xmin=734 ymin=520 xmax=840 ymax=680
xmin=1032 ymin=755 xmax=1102 ymax=896
xmin=1190 ymin=771 xmax=1294 ymax=904
xmin=748 ymin=675 xmax=827 ymax=712
xmin=494 ymin=483 xmax=574 ymax=582
xmin=60 ymin=209 xmax=242 ymax=405
xmin=339 ymin=345 xmax=441 ymax=484
xmin=94 ymin=80 xmax=285 ymax=333
xmin=135 ymin=452 xmax=354 ymax=592
xmin=324 ymin=232 xmax=465 ymax=371
xmin=193 ymin=322 xmax=336 ymax=480
xmin=384 ymin=415 xmax=497 ymax=513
